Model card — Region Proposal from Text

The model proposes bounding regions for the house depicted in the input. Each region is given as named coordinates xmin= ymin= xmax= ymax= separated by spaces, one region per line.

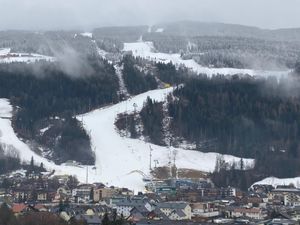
xmin=190 ymin=202 xmax=220 ymax=218
xmin=226 ymin=207 xmax=267 ymax=220
xmin=155 ymin=202 xmax=192 ymax=220
xmin=13 ymin=188 xmax=33 ymax=202
xmin=72 ymin=185 xmax=93 ymax=203
xmin=36 ymin=189 xmax=55 ymax=202
xmin=219 ymin=187 xmax=237 ymax=198
xmin=115 ymin=197 xmax=152 ymax=217
xmin=269 ymin=188 xmax=300 ymax=206
xmin=148 ymin=208 xmax=170 ymax=220
xmin=119 ymin=188 xmax=134 ymax=196
xmin=53 ymin=186 xmax=72 ymax=203
xmin=11 ymin=203 xmax=35 ymax=216
xmin=169 ymin=208 xmax=190 ymax=221
xmin=284 ymin=192 xmax=300 ymax=206
xmin=127 ymin=206 xmax=151 ymax=223
xmin=93 ymin=205 xmax=113 ymax=217
xmin=12 ymin=203 xmax=27 ymax=214
xmin=246 ymin=195 xmax=267 ymax=208
xmin=94 ymin=187 xmax=118 ymax=202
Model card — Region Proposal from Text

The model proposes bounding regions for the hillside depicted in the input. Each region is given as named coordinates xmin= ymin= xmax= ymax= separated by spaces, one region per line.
xmin=152 ymin=21 xmax=300 ymax=42
xmin=0 ymin=24 xmax=300 ymax=190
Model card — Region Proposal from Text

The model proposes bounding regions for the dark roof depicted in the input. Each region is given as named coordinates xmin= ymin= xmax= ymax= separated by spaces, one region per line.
xmin=131 ymin=205 xmax=150 ymax=214
xmin=171 ymin=209 xmax=186 ymax=217
xmin=156 ymin=202 xmax=188 ymax=209
xmin=116 ymin=198 xmax=149 ymax=207
xmin=152 ymin=208 xmax=169 ymax=220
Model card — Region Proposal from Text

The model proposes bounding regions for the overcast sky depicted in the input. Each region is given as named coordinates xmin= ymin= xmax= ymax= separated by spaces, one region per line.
xmin=0 ymin=0 xmax=299 ymax=30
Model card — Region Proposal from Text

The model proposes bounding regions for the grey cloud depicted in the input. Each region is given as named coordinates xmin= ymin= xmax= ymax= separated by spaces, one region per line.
xmin=0 ymin=0 xmax=299 ymax=30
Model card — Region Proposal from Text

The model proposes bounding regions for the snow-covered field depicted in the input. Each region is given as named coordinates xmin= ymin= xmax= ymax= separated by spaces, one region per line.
xmin=123 ymin=41 xmax=290 ymax=78
xmin=79 ymin=88 xmax=254 ymax=192
xmin=252 ymin=177 xmax=300 ymax=189
xmin=0 ymin=48 xmax=54 ymax=64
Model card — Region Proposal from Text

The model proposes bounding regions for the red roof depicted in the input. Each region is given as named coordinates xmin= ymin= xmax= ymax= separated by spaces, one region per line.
xmin=12 ymin=203 xmax=27 ymax=213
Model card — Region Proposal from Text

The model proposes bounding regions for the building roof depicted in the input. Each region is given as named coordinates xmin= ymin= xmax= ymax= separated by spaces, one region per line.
xmin=156 ymin=202 xmax=188 ymax=210
xmin=171 ymin=209 xmax=187 ymax=218
xmin=152 ymin=208 xmax=170 ymax=220
xmin=12 ymin=203 xmax=27 ymax=213
xmin=130 ymin=205 xmax=150 ymax=215
xmin=116 ymin=198 xmax=149 ymax=207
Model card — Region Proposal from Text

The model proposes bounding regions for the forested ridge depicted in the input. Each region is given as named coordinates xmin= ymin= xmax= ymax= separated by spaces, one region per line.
xmin=0 ymin=58 xmax=119 ymax=164
xmin=169 ymin=74 xmax=300 ymax=185
xmin=169 ymin=76 xmax=300 ymax=158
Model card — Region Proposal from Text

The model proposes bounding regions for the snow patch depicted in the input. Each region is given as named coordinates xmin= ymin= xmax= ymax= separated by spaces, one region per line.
xmin=40 ymin=126 xmax=52 ymax=135
xmin=155 ymin=28 xmax=164 ymax=33
xmin=80 ymin=32 xmax=93 ymax=38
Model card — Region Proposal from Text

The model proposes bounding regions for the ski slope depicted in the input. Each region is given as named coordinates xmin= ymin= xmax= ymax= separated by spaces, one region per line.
xmin=79 ymin=88 xmax=254 ymax=192
xmin=1 ymin=88 xmax=254 ymax=192
xmin=0 ymin=99 xmax=100 ymax=184
xmin=123 ymin=41 xmax=290 ymax=78
xmin=252 ymin=177 xmax=300 ymax=189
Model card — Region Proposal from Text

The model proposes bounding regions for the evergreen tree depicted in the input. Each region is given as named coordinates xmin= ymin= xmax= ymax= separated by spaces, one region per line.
xmin=30 ymin=156 xmax=34 ymax=172
xmin=102 ymin=213 xmax=110 ymax=225
xmin=40 ymin=162 xmax=44 ymax=171
xmin=0 ymin=203 xmax=17 ymax=225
